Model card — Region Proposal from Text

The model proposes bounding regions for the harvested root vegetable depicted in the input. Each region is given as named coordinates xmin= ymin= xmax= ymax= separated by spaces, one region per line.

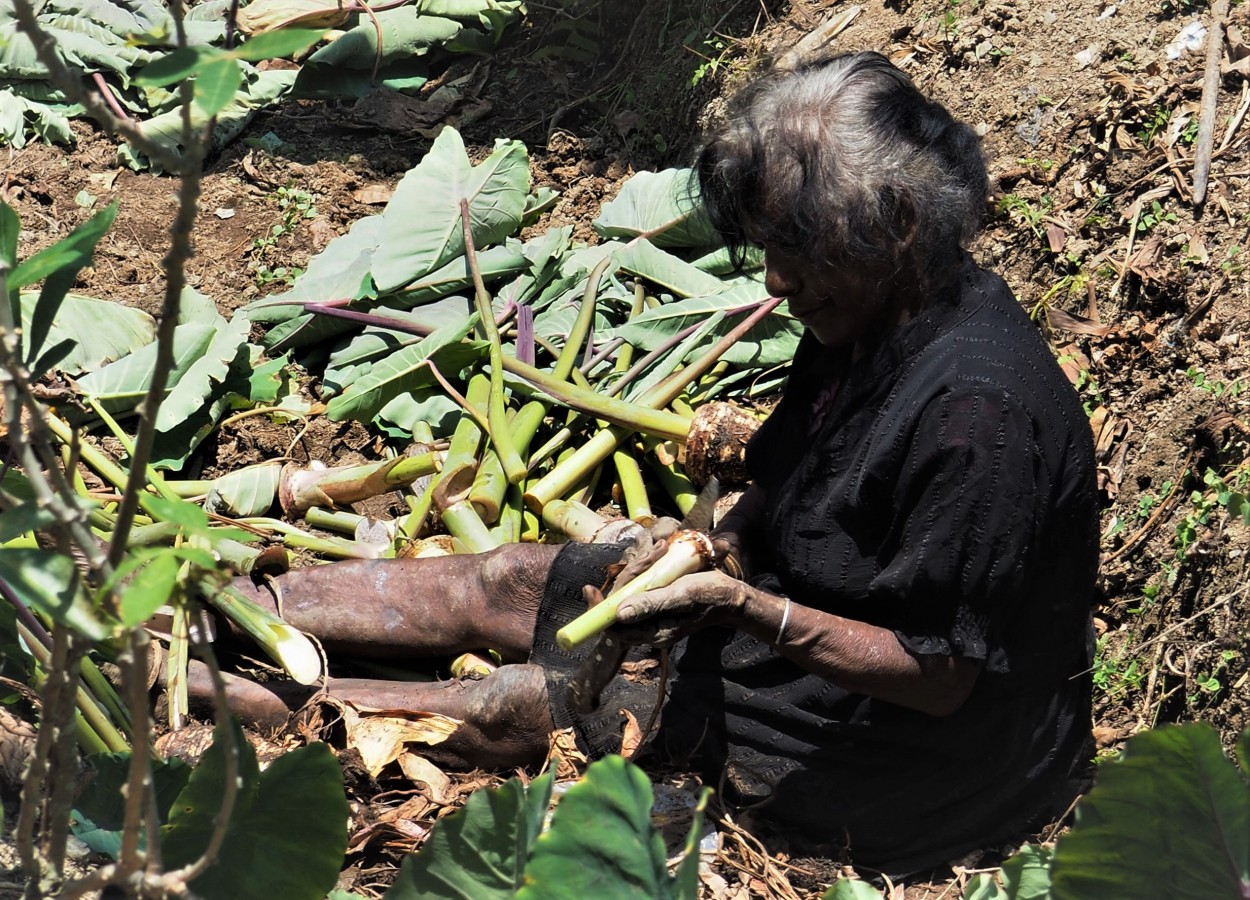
xmin=555 ymin=530 xmax=715 ymax=650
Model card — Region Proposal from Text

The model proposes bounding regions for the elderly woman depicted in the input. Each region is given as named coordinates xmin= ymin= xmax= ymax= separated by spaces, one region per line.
xmin=210 ymin=52 xmax=1098 ymax=874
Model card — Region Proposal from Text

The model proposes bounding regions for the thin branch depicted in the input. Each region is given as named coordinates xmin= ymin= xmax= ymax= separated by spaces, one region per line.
xmin=163 ymin=645 xmax=240 ymax=886
xmin=1192 ymin=0 xmax=1231 ymax=208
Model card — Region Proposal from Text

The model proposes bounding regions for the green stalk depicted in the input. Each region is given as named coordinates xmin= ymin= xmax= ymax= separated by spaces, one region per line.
xmin=394 ymin=376 xmax=491 ymax=546
xmin=541 ymin=499 xmax=610 ymax=541
xmin=523 ymin=297 xmax=783 ymax=515
xmin=202 ymin=580 xmax=322 ymax=685
xmin=495 ymin=484 xmax=524 ymax=544
xmin=395 ymin=479 xmax=436 ymax=548
xmin=525 ymin=427 xmax=629 ymax=513
xmin=645 ymin=443 xmax=698 ymax=516
xmin=79 ymin=656 xmax=132 ymax=735
xmin=432 ymin=462 xmax=498 ymax=554
xmin=613 ymin=448 xmax=653 ymax=525
xmin=460 ymin=200 xmax=526 ymax=485
xmin=503 ymin=358 xmax=689 ymax=442
xmin=84 ymin=399 xmax=181 ymax=503
xmin=305 ymin=507 xmax=376 ymax=536
xmin=19 ymin=622 xmax=128 ymax=752
xmin=238 ymin=518 xmax=384 ymax=559
xmin=556 ymin=531 xmax=714 ymax=649
xmin=166 ymin=600 xmax=189 ymax=729
xmin=468 ymin=450 xmax=507 ymax=525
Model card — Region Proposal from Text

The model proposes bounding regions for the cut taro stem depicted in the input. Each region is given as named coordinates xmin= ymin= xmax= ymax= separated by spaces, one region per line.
xmin=555 ymin=530 xmax=714 ymax=650
xmin=279 ymin=451 xmax=442 ymax=518
xmin=203 ymin=580 xmax=322 ymax=685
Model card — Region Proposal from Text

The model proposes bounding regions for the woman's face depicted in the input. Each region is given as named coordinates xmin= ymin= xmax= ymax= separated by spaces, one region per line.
xmin=763 ymin=245 xmax=905 ymax=350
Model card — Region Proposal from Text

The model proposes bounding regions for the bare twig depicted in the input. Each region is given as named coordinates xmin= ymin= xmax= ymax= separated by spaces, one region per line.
xmin=163 ymin=646 xmax=241 ymax=887
xmin=1193 ymin=0 xmax=1231 ymax=208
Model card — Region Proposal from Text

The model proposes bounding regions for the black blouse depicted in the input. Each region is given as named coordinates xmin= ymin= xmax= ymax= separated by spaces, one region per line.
xmin=657 ymin=261 xmax=1099 ymax=873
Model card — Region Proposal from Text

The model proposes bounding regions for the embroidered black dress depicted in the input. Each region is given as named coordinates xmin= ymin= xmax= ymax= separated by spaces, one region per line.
xmin=532 ymin=260 xmax=1098 ymax=874
xmin=652 ymin=261 xmax=1099 ymax=872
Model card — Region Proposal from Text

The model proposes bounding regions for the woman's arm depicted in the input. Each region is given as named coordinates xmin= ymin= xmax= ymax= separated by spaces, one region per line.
xmin=737 ymin=586 xmax=982 ymax=717
xmin=613 ymin=572 xmax=982 ymax=717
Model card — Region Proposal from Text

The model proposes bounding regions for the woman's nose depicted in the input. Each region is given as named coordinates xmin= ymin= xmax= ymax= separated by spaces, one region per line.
xmin=764 ymin=251 xmax=801 ymax=298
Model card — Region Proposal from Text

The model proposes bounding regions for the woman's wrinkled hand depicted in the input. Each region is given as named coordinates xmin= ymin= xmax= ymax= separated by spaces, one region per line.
xmin=601 ymin=570 xmax=747 ymax=647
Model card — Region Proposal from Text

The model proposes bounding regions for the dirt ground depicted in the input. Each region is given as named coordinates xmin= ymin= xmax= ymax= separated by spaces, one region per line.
xmin=5 ymin=0 xmax=1250 ymax=896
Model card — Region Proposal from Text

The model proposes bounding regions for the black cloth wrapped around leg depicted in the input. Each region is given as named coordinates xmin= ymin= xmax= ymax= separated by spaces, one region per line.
xmin=529 ymin=542 xmax=655 ymax=757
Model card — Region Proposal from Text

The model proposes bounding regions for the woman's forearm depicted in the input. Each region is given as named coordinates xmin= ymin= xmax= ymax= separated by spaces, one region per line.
xmin=737 ymin=587 xmax=982 ymax=716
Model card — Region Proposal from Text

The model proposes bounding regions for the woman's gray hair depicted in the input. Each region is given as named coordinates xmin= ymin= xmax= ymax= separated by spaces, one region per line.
xmin=695 ymin=51 xmax=988 ymax=293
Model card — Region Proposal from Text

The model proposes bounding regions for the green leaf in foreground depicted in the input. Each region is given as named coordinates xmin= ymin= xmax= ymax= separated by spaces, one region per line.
xmin=0 ymin=548 xmax=108 ymax=640
xmin=192 ymin=57 xmax=245 ymax=117
xmin=1050 ymin=723 xmax=1250 ymax=900
xmin=820 ymin=880 xmax=887 ymax=900
xmin=71 ymin=752 xmax=192 ymax=859
xmin=385 ymin=768 xmax=553 ymax=900
xmin=233 ymin=28 xmax=327 ymax=62
xmin=963 ymin=845 xmax=1054 ymax=900
xmin=162 ymin=718 xmax=348 ymax=900
xmin=517 ymin=755 xmax=705 ymax=900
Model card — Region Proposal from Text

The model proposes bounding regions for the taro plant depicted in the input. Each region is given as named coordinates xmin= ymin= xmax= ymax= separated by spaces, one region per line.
xmin=384 ymin=755 xmax=708 ymax=900
xmin=820 ymin=723 xmax=1250 ymax=900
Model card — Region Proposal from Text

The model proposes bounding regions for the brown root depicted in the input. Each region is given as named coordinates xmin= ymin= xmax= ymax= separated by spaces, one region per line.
xmin=683 ymin=402 xmax=761 ymax=487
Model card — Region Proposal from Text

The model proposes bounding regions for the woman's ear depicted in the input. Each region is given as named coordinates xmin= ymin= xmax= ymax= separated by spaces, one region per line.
xmin=874 ymin=186 xmax=918 ymax=257
xmin=891 ymin=190 xmax=919 ymax=253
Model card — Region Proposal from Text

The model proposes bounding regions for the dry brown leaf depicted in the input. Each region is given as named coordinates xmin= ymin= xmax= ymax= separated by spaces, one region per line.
xmin=548 ymin=727 xmax=587 ymax=781
xmin=398 ymin=752 xmax=453 ymax=804
xmin=1126 ymin=234 xmax=1167 ymax=283
xmin=377 ymin=794 xmax=433 ymax=825
xmin=620 ymin=708 xmax=644 ymax=760
xmin=236 ymin=0 xmax=350 ymax=33
xmin=353 ymin=185 xmax=394 ymax=206
xmin=343 ymin=703 xmax=462 ymax=777
xmin=1045 ymin=222 xmax=1067 ymax=254
xmin=1048 ymin=307 xmax=1114 ymax=337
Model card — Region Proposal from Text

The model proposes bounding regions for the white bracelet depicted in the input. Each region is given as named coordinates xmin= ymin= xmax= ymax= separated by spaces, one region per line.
xmin=776 ymin=597 xmax=792 ymax=645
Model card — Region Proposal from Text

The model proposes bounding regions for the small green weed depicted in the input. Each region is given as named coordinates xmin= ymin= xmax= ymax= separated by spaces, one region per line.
xmin=1189 ymin=650 xmax=1237 ymax=706
xmin=1221 ymin=245 xmax=1244 ymax=276
xmin=1135 ymin=105 xmax=1171 ymax=148
xmin=1186 ymin=366 xmax=1242 ymax=399
xmin=1173 ymin=467 xmax=1250 ymax=560
xmin=1092 ymin=634 xmax=1147 ymax=698
xmin=251 ymin=184 xmax=316 ymax=288
xmin=1137 ymin=200 xmax=1177 ymax=234
xmin=998 ymin=192 xmax=1053 ymax=243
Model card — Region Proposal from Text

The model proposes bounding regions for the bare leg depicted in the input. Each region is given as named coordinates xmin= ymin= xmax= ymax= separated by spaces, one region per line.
xmin=219 ymin=544 xmax=562 ymax=662
xmin=185 ymin=661 xmax=553 ymax=769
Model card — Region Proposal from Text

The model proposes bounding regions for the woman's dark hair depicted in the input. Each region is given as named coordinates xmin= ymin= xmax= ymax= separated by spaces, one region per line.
xmin=695 ymin=51 xmax=988 ymax=291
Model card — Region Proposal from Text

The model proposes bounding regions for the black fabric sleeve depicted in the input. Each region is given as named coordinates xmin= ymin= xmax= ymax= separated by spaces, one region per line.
xmin=868 ymin=387 xmax=1040 ymax=670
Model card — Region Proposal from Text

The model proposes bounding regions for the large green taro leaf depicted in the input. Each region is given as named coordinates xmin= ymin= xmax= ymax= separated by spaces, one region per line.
xmin=1050 ymin=723 xmax=1250 ymax=900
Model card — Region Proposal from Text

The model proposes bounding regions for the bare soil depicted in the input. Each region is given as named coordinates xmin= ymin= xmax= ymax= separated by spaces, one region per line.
xmin=5 ymin=0 xmax=1250 ymax=896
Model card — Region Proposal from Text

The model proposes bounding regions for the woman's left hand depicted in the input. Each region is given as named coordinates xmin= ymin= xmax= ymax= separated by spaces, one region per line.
xmin=603 ymin=570 xmax=749 ymax=646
